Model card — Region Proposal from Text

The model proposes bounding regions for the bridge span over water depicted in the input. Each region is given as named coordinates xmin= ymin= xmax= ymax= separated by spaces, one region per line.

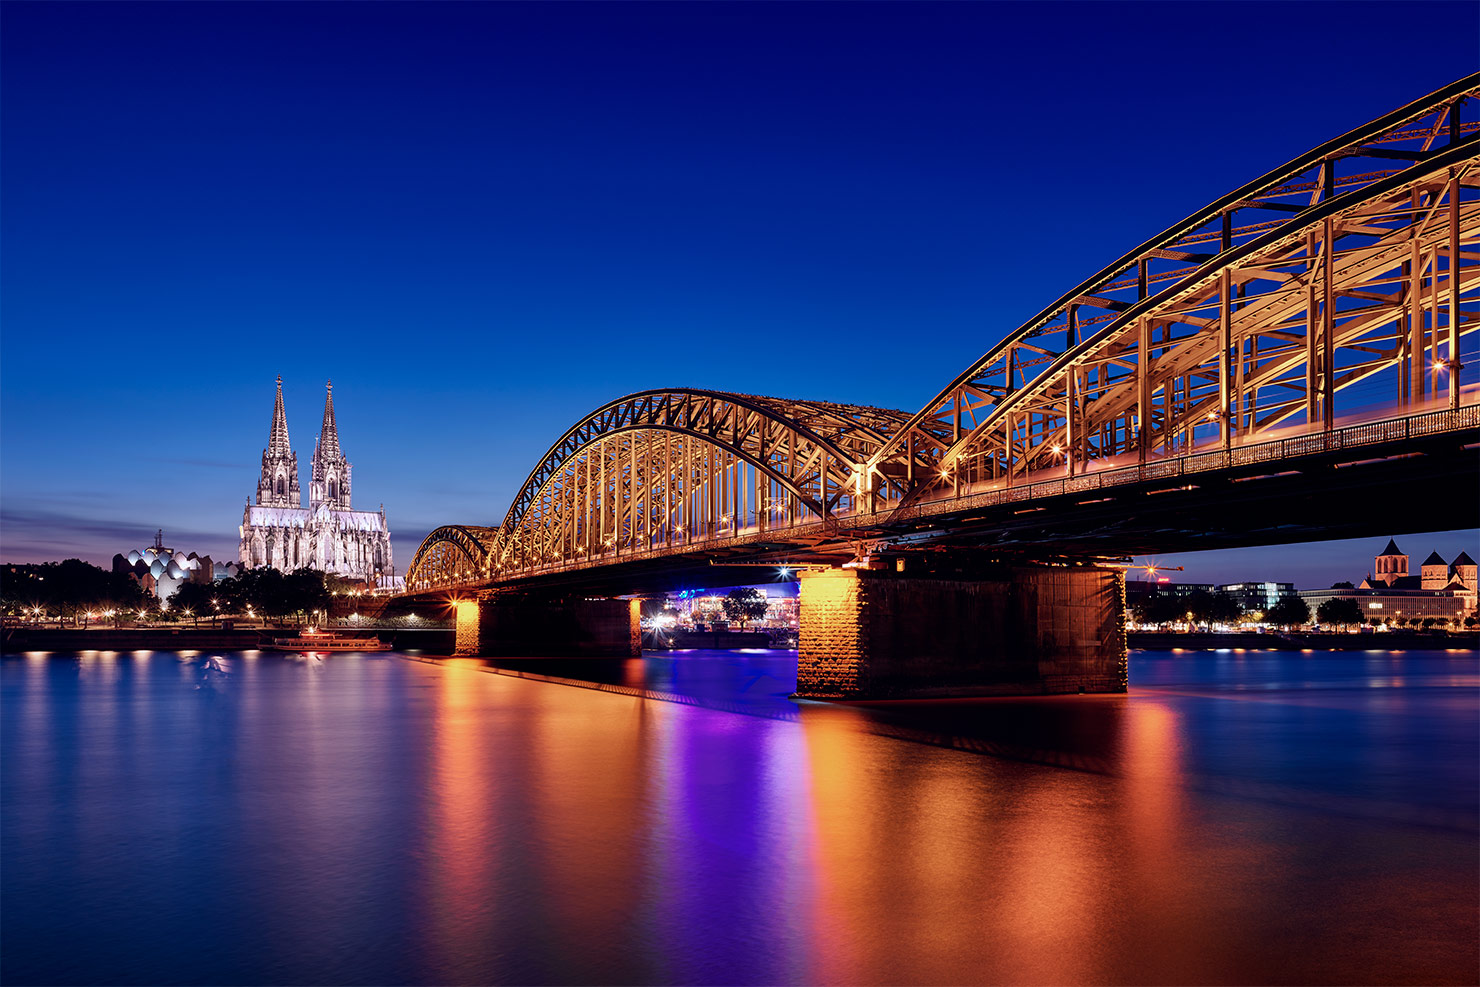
xmin=403 ymin=77 xmax=1480 ymax=699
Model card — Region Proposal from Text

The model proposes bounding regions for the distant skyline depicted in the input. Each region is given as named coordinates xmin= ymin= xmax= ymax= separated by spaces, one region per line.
xmin=1130 ymin=531 xmax=1479 ymax=593
xmin=2 ymin=2 xmax=1476 ymax=585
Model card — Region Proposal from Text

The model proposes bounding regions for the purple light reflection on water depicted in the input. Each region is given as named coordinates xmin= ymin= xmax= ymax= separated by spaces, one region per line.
xmin=2 ymin=648 xmax=1476 ymax=985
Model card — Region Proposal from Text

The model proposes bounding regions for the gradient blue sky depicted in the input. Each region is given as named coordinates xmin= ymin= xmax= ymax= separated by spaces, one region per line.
xmin=3 ymin=1 xmax=1476 ymax=589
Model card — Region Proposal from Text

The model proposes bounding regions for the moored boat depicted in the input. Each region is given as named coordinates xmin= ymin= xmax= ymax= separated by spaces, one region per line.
xmin=266 ymin=627 xmax=392 ymax=652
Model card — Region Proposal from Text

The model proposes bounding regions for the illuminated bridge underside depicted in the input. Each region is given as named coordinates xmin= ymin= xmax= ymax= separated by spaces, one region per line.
xmin=406 ymin=76 xmax=1480 ymax=597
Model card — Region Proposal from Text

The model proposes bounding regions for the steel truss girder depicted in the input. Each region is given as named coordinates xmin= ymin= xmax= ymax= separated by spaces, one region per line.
xmin=486 ymin=389 xmax=924 ymax=575
xmin=868 ymin=74 xmax=1480 ymax=487
xmin=912 ymin=147 xmax=1479 ymax=498
xmin=404 ymin=525 xmax=499 ymax=594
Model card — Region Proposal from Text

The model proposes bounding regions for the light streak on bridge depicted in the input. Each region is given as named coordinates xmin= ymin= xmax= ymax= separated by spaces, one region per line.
xmin=408 ymin=75 xmax=1480 ymax=597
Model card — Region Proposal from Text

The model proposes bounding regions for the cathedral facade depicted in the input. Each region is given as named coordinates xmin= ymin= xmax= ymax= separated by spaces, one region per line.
xmin=239 ymin=378 xmax=397 ymax=588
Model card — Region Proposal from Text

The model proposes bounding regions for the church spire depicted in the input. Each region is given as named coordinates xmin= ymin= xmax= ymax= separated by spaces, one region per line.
xmin=268 ymin=375 xmax=291 ymax=456
xmin=310 ymin=380 xmax=351 ymax=509
xmin=255 ymin=376 xmax=300 ymax=508
xmin=317 ymin=380 xmax=341 ymax=459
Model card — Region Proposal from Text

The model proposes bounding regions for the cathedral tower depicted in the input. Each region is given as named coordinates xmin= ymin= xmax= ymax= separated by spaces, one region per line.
xmin=310 ymin=381 xmax=352 ymax=510
xmin=1420 ymin=551 xmax=1450 ymax=590
xmin=1373 ymin=539 xmax=1409 ymax=586
xmin=256 ymin=376 xmax=301 ymax=508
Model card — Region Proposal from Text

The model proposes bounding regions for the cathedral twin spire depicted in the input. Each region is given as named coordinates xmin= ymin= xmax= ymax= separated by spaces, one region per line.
xmin=268 ymin=375 xmax=292 ymax=457
xmin=255 ymin=378 xmax=350 ymax=510
xmin=257 ymin=376 xmax=301 ymax=508
xmin=310 ymin=380 xmax=351 ymax=509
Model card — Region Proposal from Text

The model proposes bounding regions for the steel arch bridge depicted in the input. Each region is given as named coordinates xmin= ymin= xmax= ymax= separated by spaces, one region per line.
xmin=406 ymin=75 xmax=1480 ymax=597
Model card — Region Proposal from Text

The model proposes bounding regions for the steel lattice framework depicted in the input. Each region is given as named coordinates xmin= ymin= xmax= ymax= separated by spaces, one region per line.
xmin=497 ymin=389 xmax=930 ymax=569
xmin=868 ymin=74 xmax=1480 ymax=507
xmin=404 ymin=76 xmax=1480 ymax=595
xmin=405 ymin=525 xmax=499 ymax=594
xmin=405 ymin=390 xmax=938 ymax=590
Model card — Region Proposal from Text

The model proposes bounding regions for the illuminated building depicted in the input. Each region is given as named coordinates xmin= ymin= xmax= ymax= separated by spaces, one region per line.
xmin=1300 ymin=539 xmax=1477 ymax=621
xmin=113 ymin=529 xmax=239 ymax=601
xmin=1216 ymin=582 xmax=1296 ymax=612
xmin=1123 ymin=580 xmax=1214 ymax=606
xmin=238 ymin=378 xmax=399 ymax=589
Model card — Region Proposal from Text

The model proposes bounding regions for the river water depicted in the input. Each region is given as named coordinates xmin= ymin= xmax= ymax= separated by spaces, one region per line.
xmin=2 ymin=648 xmax=1476 ymax=985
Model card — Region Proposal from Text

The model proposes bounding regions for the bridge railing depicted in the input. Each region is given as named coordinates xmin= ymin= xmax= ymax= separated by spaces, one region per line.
xmin=489 ymin=517 xmax=843 ymax=583
xmin=416 ymin=403 xmax=1477 ymax=592
xmin=887 ymin=403 xmax=1480 ymax=524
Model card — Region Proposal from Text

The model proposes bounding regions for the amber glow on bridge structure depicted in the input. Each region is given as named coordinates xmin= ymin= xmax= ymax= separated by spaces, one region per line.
xmin=407 ymin=75 xmax=1480 ymax=596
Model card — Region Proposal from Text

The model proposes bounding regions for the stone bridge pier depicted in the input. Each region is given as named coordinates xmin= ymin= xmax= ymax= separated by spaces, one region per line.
xmin=448 ymin=562 xmax=1127 ymax=697
xmin=795 ymin=563 xmax=1127 ymax=699
xmin=454 ymin=592 xmax=641 ymax=658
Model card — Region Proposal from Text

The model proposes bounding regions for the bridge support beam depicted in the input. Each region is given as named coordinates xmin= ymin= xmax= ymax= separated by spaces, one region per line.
xmin=454 ymin=594 xmax=640 ymax=658
xmin=795 ymin=564 xmax=1126 ymax=699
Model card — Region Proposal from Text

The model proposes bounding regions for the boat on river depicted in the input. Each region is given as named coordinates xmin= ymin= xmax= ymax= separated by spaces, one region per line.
xmin=266 ymin=627 xmax=391 ymax=652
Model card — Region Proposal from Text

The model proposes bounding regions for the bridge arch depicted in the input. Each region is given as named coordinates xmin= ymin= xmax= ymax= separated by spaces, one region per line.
xmin=488 ymin=389 xmax=930 ymax=573
xmin=404 ymin=525 xmax=500 ymax=594
xmin=869 ymin=74 xmax=1480 ymax=505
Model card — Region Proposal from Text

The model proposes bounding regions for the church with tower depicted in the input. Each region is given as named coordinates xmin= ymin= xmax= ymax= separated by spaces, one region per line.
xmin=239 ymin=378 xmax=398 ymax=590
xmin=1357 ymin=539 xmax=1477 ymax=613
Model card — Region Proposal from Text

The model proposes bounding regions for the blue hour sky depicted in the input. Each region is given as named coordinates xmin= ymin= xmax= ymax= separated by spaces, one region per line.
xmin=2 ymin=1 xmax=1476 ymax=589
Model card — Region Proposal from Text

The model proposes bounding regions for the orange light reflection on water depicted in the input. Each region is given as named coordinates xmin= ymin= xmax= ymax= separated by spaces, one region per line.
xmin=424 ymin=660 xmax=502 ymax=982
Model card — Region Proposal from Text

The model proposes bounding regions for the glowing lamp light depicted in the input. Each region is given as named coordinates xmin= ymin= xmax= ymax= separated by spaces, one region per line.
xmin=1050 ymin=445 xmax=1062 ymax=455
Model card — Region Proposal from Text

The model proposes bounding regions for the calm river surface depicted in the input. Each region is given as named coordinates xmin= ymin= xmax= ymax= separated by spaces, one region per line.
xmin=3 ymin=648 xmax=1476 ymax=985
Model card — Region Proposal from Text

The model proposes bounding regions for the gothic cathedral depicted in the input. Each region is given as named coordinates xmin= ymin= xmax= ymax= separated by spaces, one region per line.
xmin=239 ymin=378 xmax=397 ymax=588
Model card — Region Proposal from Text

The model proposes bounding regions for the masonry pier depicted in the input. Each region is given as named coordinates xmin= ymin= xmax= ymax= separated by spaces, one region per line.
xmin=795 ymin=563 xmax=1127 ymax=699
xmin=454 ymin=594 xmax=641 ymax=657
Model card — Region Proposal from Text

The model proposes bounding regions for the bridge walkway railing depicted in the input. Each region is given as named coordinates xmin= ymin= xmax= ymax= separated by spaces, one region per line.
xmin=890 ymin=402 xmax=1479 ymax=524
xmin=417 ymin=403 xmax=1477 ymax=592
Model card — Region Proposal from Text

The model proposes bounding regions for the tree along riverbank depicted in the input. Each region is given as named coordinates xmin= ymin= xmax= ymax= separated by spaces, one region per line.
xmin=1129 ymin=629 xmax=1478 ymax=651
